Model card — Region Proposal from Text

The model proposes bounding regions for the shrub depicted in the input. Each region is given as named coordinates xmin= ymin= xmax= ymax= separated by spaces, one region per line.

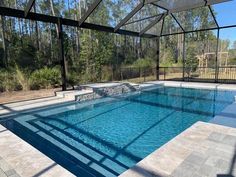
xmin=29 ymin=67 xmax=61 ymax=90
xmin=67 ymin=71 xmax=80 ymax=89
xmin=133 ymin=58 xmax=154 ymax=69
xmin=15 ymin=65 xmax=30 ymax=91
xmin=0 ymin=69 xmax=21 ymax=92
xmin=133 ymin=58 xmax=155 ymax=77
xmin=101 ymin=66 xmax=112 ymax=82
xmin=80 ymin=72 xmax=93 ymax=84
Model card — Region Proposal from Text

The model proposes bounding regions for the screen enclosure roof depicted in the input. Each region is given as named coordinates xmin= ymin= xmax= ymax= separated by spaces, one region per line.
xmin=0 ymin=0 xmax=235 ymax=38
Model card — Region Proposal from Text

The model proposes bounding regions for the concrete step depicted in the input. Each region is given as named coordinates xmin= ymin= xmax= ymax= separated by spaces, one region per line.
xmin=55 ymin=89 xmax=93 ymax=100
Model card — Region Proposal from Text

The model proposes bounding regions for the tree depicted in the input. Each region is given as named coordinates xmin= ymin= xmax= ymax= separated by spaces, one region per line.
xmin=185 ymin=45 xmax=198 ymax=78
xmin=233 ymin=41 xmax=236 ymax=50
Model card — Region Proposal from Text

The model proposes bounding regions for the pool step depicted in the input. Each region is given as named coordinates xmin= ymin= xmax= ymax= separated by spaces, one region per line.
xmin=55 ymin=89 xmax=93 ymax=99
xmin=32 ymin=121 xmax=125 ymax=177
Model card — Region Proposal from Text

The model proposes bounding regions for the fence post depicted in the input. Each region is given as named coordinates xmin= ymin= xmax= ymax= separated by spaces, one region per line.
xmin=139 ymin=67 xmax=141 ymax=79
xmin=144 ymin=68 xmax=146 ymax=82
xmin=215 ymin=29 xmax=220 ymax=83
xmin=164 ymin=67 xmax=166 ymax=80
xmin=156 ymin=37 xmax=160 ymax=80
xmin=129 ymin=67 xmax=131 ymax=81
xmin=182 ymin=33 xmax=186 ymax=81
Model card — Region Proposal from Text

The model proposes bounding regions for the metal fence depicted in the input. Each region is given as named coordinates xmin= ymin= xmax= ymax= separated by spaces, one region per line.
xmin=67 ymin=66 xmax=157 ymax=85
xmin=67 ymin=66 xmax=236 ymax=85
xmin=159 ymin=66 xmax=236 ymax=83
xmin=119 ymin=67 xmax=157 ymax=83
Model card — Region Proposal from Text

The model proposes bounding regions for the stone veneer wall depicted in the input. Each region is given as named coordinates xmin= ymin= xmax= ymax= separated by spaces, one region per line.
xmin=76 ymin=83 xmax=139 ymax=102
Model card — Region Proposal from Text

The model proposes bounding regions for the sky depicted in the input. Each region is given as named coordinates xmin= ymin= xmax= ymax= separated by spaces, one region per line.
xmin=212 ymin=0 xmax=236 ymax=48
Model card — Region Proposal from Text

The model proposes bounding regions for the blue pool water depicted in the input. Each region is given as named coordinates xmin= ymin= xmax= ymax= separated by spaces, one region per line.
xmin=2 ymin=86 xmax=236 ymax=177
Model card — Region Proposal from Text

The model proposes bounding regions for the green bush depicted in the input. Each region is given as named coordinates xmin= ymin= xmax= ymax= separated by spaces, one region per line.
xmin=101 ymin=66 xmax=112 ymax=82
xmin=67 ymin=71 xmax=80 ymax=89
xmin=29 ymin=67 xmax=61 ymax=90
xmin=133 ymin=58 xmax=155 ymax=77
xmin=15 ymin=65 xmax=30 ymax=91
xmin=80 ymin=71 xmax=98 ymax=84
xmin=0 ymin=69 xmax=21 ymax=92
xmin=133 ymin=58 xmax=154 ymax=69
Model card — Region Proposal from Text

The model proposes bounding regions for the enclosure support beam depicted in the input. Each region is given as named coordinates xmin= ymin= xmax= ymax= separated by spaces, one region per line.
xmin=79 ymin=0 xmax=102 ymax=26
xmin=208 ymin=5 xmax=219 ymax=28
xmin=125 ymin=14 xmax=163 ymax=26
xmin=0 ymin=6 xmax=157 ymax=38
xmin=159 ymin=23 xmax=236 ymax=37
xmin=171 ymin=13 xmax=185 ymax=32
xmin=24 ymin=0 xmax=35 ymax=17
xmin=140 ymin=14 xmax=165 ymax=36
xmin=182 ymin=33 xmax=186 ymax=81
xmin=114 ymin=2 xmax=144 ymax=32
xmin=156 ymin=37 xmax=160 ymax=80
xmin=144 ymin=0 xmax=160 ymax=4
xmin=160 ymin=15 xmax=165 ymax=36
xmin=57 ymin=17 xmax=67 ymax=91
xmin=215 ymin=29 xmax=220 ymax=83
xmin=151 ymin=3 xmax=168 ymax=11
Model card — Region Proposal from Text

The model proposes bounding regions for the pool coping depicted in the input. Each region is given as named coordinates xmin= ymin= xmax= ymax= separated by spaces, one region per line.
xmin=140 ymin=81 xmax=236 ymax=92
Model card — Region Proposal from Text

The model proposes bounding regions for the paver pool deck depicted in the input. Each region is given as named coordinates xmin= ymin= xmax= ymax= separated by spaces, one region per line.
xmin=0 ymin=125 xmax=75 ymax=177
xmin=120 ymin=122 xmax=236 ymax=177
xmin=0 ymin=81 xmax=236 ymax=177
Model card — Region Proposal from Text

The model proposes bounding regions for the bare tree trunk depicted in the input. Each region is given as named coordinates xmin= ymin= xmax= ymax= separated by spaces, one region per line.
xmin=29 ymin=20 xmax=32 ymax=39
xmin=75 ymin=0 xmax=80 ymax=54
xmin=49 ymin=0 xmax=59 ymax=35
xmin=50 ymin=23 xmax=53 ymax=64
xmin=34 ymin=4 xmax=40 ymax=50
xmin=0 ymin=15 xmax=8 ymax=67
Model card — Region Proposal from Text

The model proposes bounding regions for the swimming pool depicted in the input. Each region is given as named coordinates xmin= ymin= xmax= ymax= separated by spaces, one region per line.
xmin=2 ymin=86 xmax=236 ymax=177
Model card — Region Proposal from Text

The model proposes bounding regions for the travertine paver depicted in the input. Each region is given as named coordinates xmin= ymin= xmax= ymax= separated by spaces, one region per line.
xmin=0 ymin=96 xmax=73 ymax=117
xmin=0 ymin=156 xmax=20 ymax=177
xmin=0 ymin=125 xmax=75 ymax=177
xmin=140 ymin=81 xmax=236 ymax=92
xmin=120 ymin=122 xmax=236 ymax=177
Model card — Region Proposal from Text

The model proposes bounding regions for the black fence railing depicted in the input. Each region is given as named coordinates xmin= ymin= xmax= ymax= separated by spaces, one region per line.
xmin=67 ymin=66 xmax=157 ymax=84
xmin=159 ymin=66 xmax=236 ymax=83
xmin=159 ymin=67 xmax=183 ymax=81
xmin=67 ymin=66 xmax=236 ymax=85
xmin=120 ymin=67 xmax=156 ymax=83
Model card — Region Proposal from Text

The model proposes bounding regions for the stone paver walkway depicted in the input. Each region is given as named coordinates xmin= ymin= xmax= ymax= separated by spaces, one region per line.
xmin=120 ymin=122 xmax=236 ymax=177
xmin=0 ymin=156 xmax=20 ymax=177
